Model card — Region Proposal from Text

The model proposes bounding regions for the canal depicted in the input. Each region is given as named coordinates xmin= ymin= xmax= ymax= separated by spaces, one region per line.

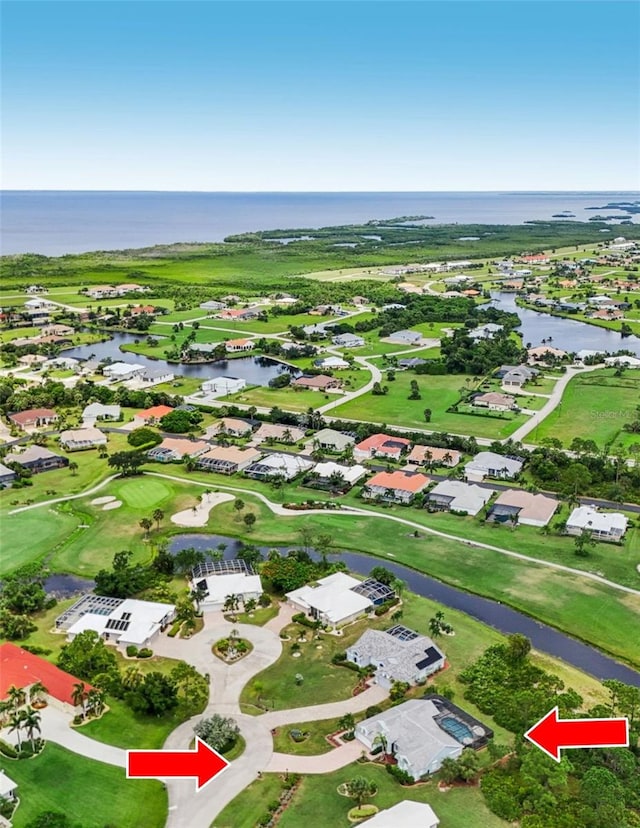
xmin=169 ymin=533 xmax=640 ymax=688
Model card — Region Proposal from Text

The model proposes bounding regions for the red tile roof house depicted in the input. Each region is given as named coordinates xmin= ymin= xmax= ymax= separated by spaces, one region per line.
xmin=363 ymin=470 xmax=430 ymax=504
xmin=0 ymin=642 xmax=94 ymax=715
xmin=353 ymin=434 xmax=412 ymax=462
xmin=9 ymin=408 xmax=58 ymax=430
xmin=225 ymin=338 xmax=255 ymax=353
xmin=292 ymin=374 xmax=342 ymax=391
xmin=407 ymin=445 xmax=461 ymax=468
xmin=133 ymin=404 xmax=173 ymax=425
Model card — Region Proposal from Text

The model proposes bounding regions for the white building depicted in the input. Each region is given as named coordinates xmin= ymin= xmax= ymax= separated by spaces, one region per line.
xmin=310 ymin=461 xmax=367 ymax=487
xmin=566 ymin=506 xmax=628 ymax=542
xmin=82 ymin=403 xmax=121 ymax=423
xmin=347 ymin=626 xmax=445 ymax=689
xmin=332 ymin=333 xmax=364 ymax=348
xmin=604 ymin=355 xmax=640 ymax=368
xmin=426 ymin=480 xmax=493 ymax=516
xmin=102 ymin=362 xmax=146 ymax=382
xmin=59 ymin=427 xmax=108 ymax=451
xmin=387 ymin=329 xmax=422 ymax=345
xmin=199 ymin=300 xmax=227 ymax=312
xmin=201 ymin=376 xmax=247 ymax=396
xmin=57 ymin=595 xmax=176 ymax=649
xmin=468 ymin=323 xmax=503 ymax=341
xmin=190 ymin=560 xmax=263 ymax=610
xmin=286 ymin=571 xmax=372 ymax=628
xmin=0 ymin=770 xmax=18 ymax=804
xmin=245 ymin=452 xmax=313 ymax=480
xmin=314 ymin=356 xmax=349 ymax=370
xmin=464 ymin=452 xmax=523 ymax=482
xmin=362 ymin=801 xmax=439 ymax=828
xmin=139 ymin=367 xmax=174 ymax=386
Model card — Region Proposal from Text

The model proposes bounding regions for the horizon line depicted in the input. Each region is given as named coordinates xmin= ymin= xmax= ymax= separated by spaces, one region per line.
xmin=3 ymin=188 xmax=640 ymax=195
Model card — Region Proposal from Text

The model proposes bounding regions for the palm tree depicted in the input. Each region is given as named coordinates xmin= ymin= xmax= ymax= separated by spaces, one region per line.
xmin=29 ymin=681 xmax=48 ymax=706
xmin=7 ymin=685 xmax=25 ymax=711
xmin=22 ymin=706 xmax=41 ymax=749
xmin=244 ymin=597 xmax=257 ymax=613
xmin=139 ymin=517 xmax=153 ymax=538
xmin=72 ymin=681 xmax=87 ymax=714
xmin=122 ymin=666 xmax=143 ymax=690
xmin=223 ymin=594 xmax=241 ymax=615
xmin=0 ymin=700 xmax=12 ymax=726
xmin=68 ymin=461 xmax=79 ymax=476
xmin=152 ymin=508 xmax=165 ymax=531
xmin=86 ymin=689 xmax=106 ymax=717
xmin=8 ymin=710 xmax=25 ymax=750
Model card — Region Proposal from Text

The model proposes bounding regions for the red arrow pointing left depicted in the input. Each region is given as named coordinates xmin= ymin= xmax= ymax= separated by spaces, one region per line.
xmin=127 ymin=737 xmax=229 ymax=791
xmin=525 ymin=706 xmax=629 ymax=762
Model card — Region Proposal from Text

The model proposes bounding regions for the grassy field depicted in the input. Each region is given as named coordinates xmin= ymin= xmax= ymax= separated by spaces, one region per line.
xmin=8 ymin=742 xmax=166 ymax=828
xmin=331 ymin=372 xmax=528 ymax=438
xmin=532 ymin=368 xmax=640 ymax=449
xmin=216 ymin=764 xmax=507 ymax=828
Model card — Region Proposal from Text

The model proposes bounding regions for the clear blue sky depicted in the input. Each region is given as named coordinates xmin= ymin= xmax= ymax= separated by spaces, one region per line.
xmin=2 ymin=1 xmax=639 ymax=191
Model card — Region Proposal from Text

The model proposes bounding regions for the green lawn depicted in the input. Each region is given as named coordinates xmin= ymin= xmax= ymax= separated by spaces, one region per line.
xmin=532 ymin=368 xmax=640 ymax=449
xmin=216 ymin=765 xmax=507 ymax=828
xmin=271 ymin=716 xmax=344 ymax=755
xmin=8 ymin=742 xmax=166 ymax=828
xmin=331 ymin=372 xmax=528 ymax=438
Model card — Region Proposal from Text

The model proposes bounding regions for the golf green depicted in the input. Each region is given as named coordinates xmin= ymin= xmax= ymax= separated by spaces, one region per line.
xmin=117 ymin=478 xmax=172 ymax=509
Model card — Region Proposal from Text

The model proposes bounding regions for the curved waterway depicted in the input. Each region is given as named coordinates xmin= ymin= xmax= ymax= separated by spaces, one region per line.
xmin=169 ymin=533 xmax=640 ymax=688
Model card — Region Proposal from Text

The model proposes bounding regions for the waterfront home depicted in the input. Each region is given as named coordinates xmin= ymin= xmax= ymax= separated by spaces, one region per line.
xmin=43 ymin=356 xmax=80 ymax=372
xmin=102 ymin=362 xmax=146 ymax=382
xmin=9 ymin=408 xmax=58 ymax=430
xmin=500 ymin=366 xmax=537 ymax=389
xmin=82 ymin=402 xmax=121 ymax=422
xmin=196 ymin=445 xmax=262 ymax=474
xmin=314 ymin=355 xmax=349 ymax=370
xmin=464 ymin=451 xmax=523 ymax=482
xmin=148 ymin=437 xmax=209 ymax=463
xmin=527 ymin=345 xmax=568 ymax=364
xmin=225 ymin=338 xmax=255 ymax=353
xmin=363 ymin=470 xmax=430 ymax=504
xmin=41 ymin=323 xmax=75 ymax=337
xmin=353 ymin=433 xmax=411 ymax=462
xmin=311 ymin=428 xmax=355 ymax=453
xmin=56 ymin=595 xmax=175 ymax=650
xmin=190 ymin=559 xmax=263 ymax=610
xmin=286 ymin=572 xmax=383 ymax=628
xmin=407 ymin=445 xmax=461 ymax=468
xmin=245 ymin=452 xmax=313 ymax=481
xmin=18 ymin=353 xmax=47 ymax=368
xmin=472 ymin=391 xmax=517 ymax=412
xmin=5 ymin=446 xmax=69 ymax=474
xmin=59 ymin=427 xmax=108 ymax=452
xmin=604 ymin=355 xmax=640 ymax=368
xmin=137 ymin=367 xmax=174 ymax=386
xmin=332 ymin=332 xmax=364 ymax=348
xmin=218 ymin=307 xmax=260 ymax=321
xmin=201 ymin=376 xmax=247 ymax=396
xmin=467 ymin=323 xmax=503 ymax=341
xmin=292 ymin=374 xmax=342 ymax=391
xmin=426 ymin=480 xmax=493 ymax=516
xmin=253 ymin=423 xmax=306 ymax=444
xmin=487 ymin=489 xmax=558 ymax=527
xmin=347 ymin=626 xmax=445 ymax=688
xmin=591 ymin=308 xmax=624 ymax=320
xmin=566 ymin=505 xmax=628 ymax=541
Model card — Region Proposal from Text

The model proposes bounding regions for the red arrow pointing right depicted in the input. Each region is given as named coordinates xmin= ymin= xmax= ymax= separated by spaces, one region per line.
xmin=524 ymin=706 xmax=629 ymax=762
xmin=127 ymin=737 xmax=229 ymax=791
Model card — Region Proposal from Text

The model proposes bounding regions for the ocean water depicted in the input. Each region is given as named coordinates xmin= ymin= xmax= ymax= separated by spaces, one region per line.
xmin=1 ymin=190 xmax=638 ymax=257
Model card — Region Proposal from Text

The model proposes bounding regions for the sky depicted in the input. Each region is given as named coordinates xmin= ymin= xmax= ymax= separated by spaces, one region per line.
xmin=2 ymin=1 xmax=639 ymax=191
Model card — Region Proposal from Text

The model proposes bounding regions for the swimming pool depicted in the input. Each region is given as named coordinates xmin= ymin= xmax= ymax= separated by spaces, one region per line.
xmin=439 ymin=716 xmax=473 ymax=743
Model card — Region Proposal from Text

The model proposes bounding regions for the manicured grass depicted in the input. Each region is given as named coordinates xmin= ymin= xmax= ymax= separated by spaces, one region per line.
xmin=225 ymin=604 xmax=279 ymax=625
xmin=331 ymin=372 xmax=528 ymax=438
xmin=0 ymin=504 xmax=80 ymax=575
xmin=117 ymin=477 xmax=173 ymax=509
xmin=532 ymin=368 xmax=640 ymax=449
xmin=271 ymin=716 xmax=343 ymax=755
xmin=214 ymin=772 xmax=283 ymax=828
xmin=8 ymin=742 xmax=166 ymax=828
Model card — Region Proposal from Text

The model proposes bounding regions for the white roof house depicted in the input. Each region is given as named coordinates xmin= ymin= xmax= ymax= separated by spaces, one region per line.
xmin=355 ymin=699 xmax=463 ymax=780
xmin=566 ymin=506 xmax=628 ymax=541
xmin=332 ymin=333 xmax=364 ymax=348
xmin=245 ymin=453 xmax=313 ymax=481
xmin=387 ymin=329 xmax=422 ymax=345
xmin=58 ymin=596 xmax=176 ymax=649
xmin=604 ymin=355 xmax=640 ymax=368
xmin=310 ymin=461 xmax=367 ymax=486
xmin=102 ymin=362 xmax=145 ymax=381
xmin=468 ymin=323 xmax=503 ymax=340
xmin=191 ymin=569 xmax=263 ymax=610
xmin=464 ymin=452 xmax=523 ymax=482
xmin=312 ymin=428 xmax=355 ymax=452
xmin=286 ymin=572 xmax=372 ymax=628
xmin=347 ymin=626 xmax=445 ymax=689
xmin=59 ymin=427 xmax=108 ymax=451
xmin=0 ymin=770 xmax=18 ymax=801
xmin=315 ymin=356 xmax=349 ymax=370
xmin=201 ymin=376 xmax=247 ymax=396
xmin=427 ymin=480 xmax=493 ymax=516
xmin=82 ymin=403 xmax=121 ymax=422
xmin=362 ymin=801 xmax=439 ymax=828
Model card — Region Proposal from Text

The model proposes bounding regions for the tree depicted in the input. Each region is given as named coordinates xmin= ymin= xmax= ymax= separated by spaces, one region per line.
xmin=22 ymin=705 xmax=41 ymax=748
xmin=574 ymin=528 xmax=596 ymax=558
xmin=223 ymin=594 xmax=241 ymax=615
xmin=58 ymin=630 xmax=119 ymax=684
xmin=68 ymin=461 xmax=79 ymax=476
xmin=108 ymin=450 xmax=145 ymax=476
xmin=127 ymin=427 xmax=162 ymax=448
xmin=72 ymin=682 xmax=87 ymax=713
xmin=429 ymin=610 xmax=453 ymax=637
xmin=338 ymin=713 xmax=355 ymax=734
xmin=243 ymin=512 xmax=256 ymax=530
xmin=237 ymin=544 xmax=263 ymax=567
xmin=6 ymin=685 xmax=25 ymax=711
xmin=194 ymin=714 xmax=239 ymax=752
xmin=152 ymin=508 xmax=165 ymax=531
xmin=174 ymin=546 xmax=206 ymax=575
xmin=233 ymin=498 xmax=245 ymax=518
xmin=345 ymin=776 xmax=377 ymax=808
xmin=244 ymin=597 xmax=257 ymax=613
xmin=369 ymin=566 xmax=395 ymax=586
xmin=86 ymin=688 xmax=105 ymax=717
xmin=261 ymin=554 xmax=314 ymax=593
xmin=127 ymin=672 xmax=178 ymax=716
xmin=8 ymin=710 xmax=25 ymax=749
xmin=152 ymin=542 xmax=175 ymax=575
xmin=159 ymin=409 xmax=201 ymax=433
xmin=29 ymin=681 xmax=48 ymax=706
xmin=423 ymin=408 xmax=432 ymax=423
xmin=506 ymin=633 xmax=531 ymax=662
xmin=389 ymin=680 xmax=410 ymax=701
xmin=139 ymin=517 xmax=153 ymax=538
xmin=0 ymin=610 xmax=37 ymax=640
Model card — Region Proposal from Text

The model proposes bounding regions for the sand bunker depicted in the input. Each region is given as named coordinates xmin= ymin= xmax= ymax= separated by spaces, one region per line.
xmin=102 ymin=500 xmax=122 ymax=511
xmin=170 ymin=492 xmax=235 ymax=527
xmin=91 ymin=496 xmax=116 ymax=505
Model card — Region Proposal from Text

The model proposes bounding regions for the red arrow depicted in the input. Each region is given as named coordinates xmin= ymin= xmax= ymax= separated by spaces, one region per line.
xmin=525 ymin=706 xmax=629 ymax=762
xmin=127 ymin=737 xmax=229 ymax=791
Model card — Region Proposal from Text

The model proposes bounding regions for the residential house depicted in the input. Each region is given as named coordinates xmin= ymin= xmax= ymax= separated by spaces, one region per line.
xmin=102 ymin=362 xmax=146 ymax=382
xmin=9 ymin=408 xmax=58 ymax=429
xmin=217 ymin=308 xmax=260 ymax=321
xmin=190 ymin=559 xmax=263 ymax=610
xmin=363 ymin=470 xmax=430 ymax=504
xmin=24 ymin=298 xmax=55 ymax=311
xmin=286 ymin=572 xmax=391 ymax=628
xmin=527 ymin=346 xmax=568 ymax=364
xmin=196 ymin=445 xmax=262 ymax=474
xmin=303 ymin=324 xmax=330 ymax=337
xmin=472 ymin=392 xmax=517 ymax=412
xmin=147 ymin=438 xmax=209 ymax=463
xmin=5 ymin=446 xmax=69 ymax=474
xmin=292 ymin=374 xmax=342 ymax=391
xmin=245 ymin=453 xmax=313 ymax=481
xmin=487 ymin=489 xmax=558 ymax=527
xmin=347 ymin=626 xmax=445 ymax=689
xmin=500 ymin=366 xmax=537 ymax=389
xmin=82 ymin=403 xmax=121 ymax=423
xmin=332 ymin=333 xmax=364 ymax=348
xmin=116 ymin=283 xmax=147 ymax=295
xmin=133 ymin=404 xmax=173 ymax=426
xmin=362 ymin=802 xmax=439 ymax=828
xmin=129 ymin=304 xmax=157 ymax=317
xmin=199 ymin=300 xmax=228 ymax=312
xmin=467 ymin=323 xmax=503 ymax=341
xmin=18 ymin=354 xmax=47 ymax=368
xmin=307 ymin=461 xmax=367 ymax=488
xmin=0 ymin=642 xmax=93 ymax=714
xmin=604 ymin=355 xmax=640 ymax=368
xmin=209 ymin=417 xmax=255 ymax=438
xmin=311 ymin=428 xmax=355 ymax=453
xmin=43 ymin=356 xmax=80 ymax=372
xmin=253 ymin=423 xmax=306 ymax=444
xmin=426 ymin=480 xmax=494 ymax=516
xmin=407 ymin=445 xmax=461 ymax=468
xmin=566 ymin=505 xmax=628 ymax=542
xmin=387 ymin=329 xmax=422 ymax=345
xmin=353 ymin=433 xmax=412 ymax=462
xmin=314 ymin=356 xmax=349 ymax=370
xmin=41 ymin=324 xmax=75 ymax=337
xmin=56 ymin=595 xmax=175 ymax=649
xmin=464 ymin=451 xmax=523 ymax=482
xmin=225 ymin=338 xmax=255 ymax=353
xmin=591 ymin=308 xmax=624 ymax=320
xmin=0 ymin=463 xmax=17 ymax=488
xmin=201 ymin=377 xmax=246 ymax=396
xmin=86 ymin=285 xmax=118 ymax=300
xmin=0 ymin=770 xmax=18 ymax=805
xmin=59 ymin=427 xmax=108 ymax=452
xmin=398 ymin=357 xmax=427 ymax=370
xmin=139 ymin=367 xmax=174 ymax=386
